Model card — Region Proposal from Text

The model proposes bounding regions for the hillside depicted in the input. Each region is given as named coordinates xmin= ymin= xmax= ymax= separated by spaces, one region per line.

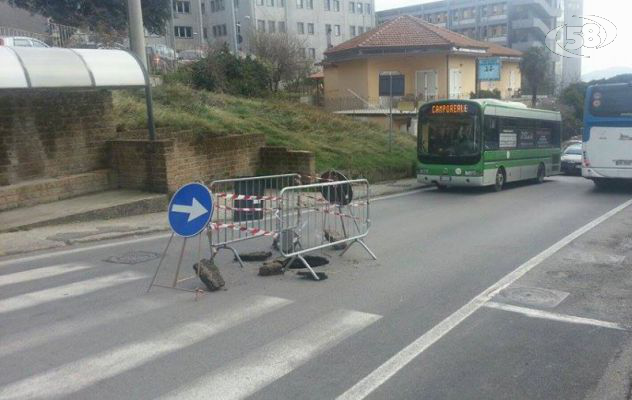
xmin=113 ymin=84 xmax=418 ymax=182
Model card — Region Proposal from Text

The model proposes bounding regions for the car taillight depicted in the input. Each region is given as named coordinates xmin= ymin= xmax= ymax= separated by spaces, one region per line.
xmin=0 ymin=38 xmax=4 ymax=46
xmin=583 ymin=151 xmax=590 ymax=167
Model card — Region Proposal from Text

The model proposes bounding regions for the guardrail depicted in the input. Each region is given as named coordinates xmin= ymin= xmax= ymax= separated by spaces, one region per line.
xmin=278 ymin=179 xmax=376 ymax=280
xmin=208 ymin=174 xmax=300 ymax=267
xmin=207 ymin=174 xmax=376 ymax=281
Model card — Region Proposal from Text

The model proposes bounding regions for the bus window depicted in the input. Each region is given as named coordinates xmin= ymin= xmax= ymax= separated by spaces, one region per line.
xmin=536 ymin=120 xmax=561 ymax=147
xmin=484 ymin=117 xmax=499 ymax=150
xmin=590 ymin=85 xmax=632 ymax=117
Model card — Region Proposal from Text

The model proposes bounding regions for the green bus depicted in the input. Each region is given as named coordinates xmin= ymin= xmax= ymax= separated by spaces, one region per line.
xmin=417 ymin=99 xmax=562 ymax=191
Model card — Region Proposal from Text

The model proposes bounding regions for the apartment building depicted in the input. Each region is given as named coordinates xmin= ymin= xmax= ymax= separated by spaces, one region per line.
xmin=561 ymin=0 xmax=583 ymax=86
xmin=376 ymin=0 xmax=564 ymax=87
xmin=165 ymin=0 xmax=376 ymax=61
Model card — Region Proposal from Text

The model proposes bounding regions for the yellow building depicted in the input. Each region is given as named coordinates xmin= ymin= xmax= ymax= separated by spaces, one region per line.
xmin=323 ymin=15 xmax=522 ymax=114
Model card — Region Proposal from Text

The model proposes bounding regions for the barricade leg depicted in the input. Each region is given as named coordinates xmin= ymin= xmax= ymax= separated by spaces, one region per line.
xmin=340 ymin=238 xmax=378 ymax=260
xmin=297 ymin=255 xmax=321 ymax=281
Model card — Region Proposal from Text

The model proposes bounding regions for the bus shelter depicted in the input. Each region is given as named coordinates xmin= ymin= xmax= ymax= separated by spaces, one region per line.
xmin=0 ymin=46 xmax=156 ymax=139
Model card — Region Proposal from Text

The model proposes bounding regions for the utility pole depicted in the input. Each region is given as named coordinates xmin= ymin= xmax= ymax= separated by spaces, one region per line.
xmin=389 ymin=73 xmax=393 ymax=153
xmin=127 ymin=0 xmax=147 ymax=69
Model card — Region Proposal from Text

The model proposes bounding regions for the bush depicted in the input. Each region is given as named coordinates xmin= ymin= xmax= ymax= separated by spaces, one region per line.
xmin=190 ymin=45 xmax=271 ymax=97
xmin=470 ymin=89 xmax=501 ymax=99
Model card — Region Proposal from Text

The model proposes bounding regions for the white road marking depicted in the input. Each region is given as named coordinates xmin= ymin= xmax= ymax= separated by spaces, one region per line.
xmin=0 ymin=296 xmax=173 ymax=358
xmin=0 ymin=263 xmax=93 ymax=287
xmin=0 ymin=295 xmax=292 ymax=400
xmin=337 ymin=198 xmax=632 ymax=400
xmin=160 ymin=309 xmax=382 ymax=400
xmin=0 ymin=271 xmax=144 ymax=315
xmin=484 ymin=301 xmax=629 ymax=331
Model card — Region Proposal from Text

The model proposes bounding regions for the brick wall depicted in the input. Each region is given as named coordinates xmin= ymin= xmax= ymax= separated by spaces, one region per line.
xmin=260 ymin=146 xmax=316 ymax=182
xmin=110 ymin=133 xmax=267 ymax=193
xmin=0 ymin=90 xmax=116 ymax=187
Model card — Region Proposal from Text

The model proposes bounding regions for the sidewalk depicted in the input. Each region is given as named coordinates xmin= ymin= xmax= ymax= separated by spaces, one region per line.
xmin=0 ymin=178 xmax=427 ymax=257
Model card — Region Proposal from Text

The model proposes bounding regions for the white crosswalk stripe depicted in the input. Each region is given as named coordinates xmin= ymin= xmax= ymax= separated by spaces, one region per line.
xmin=0 ymin=264 xmax=93 ymax=288
xmin=0 ymin=295 xmax=293 ymax=400
xmin=160 ymin=309 xmax=382 ymax=400
xmin=0 ymin=296 xmax=172 ymax=358
xmin=0 ymin=271 xmax=144 ymax=315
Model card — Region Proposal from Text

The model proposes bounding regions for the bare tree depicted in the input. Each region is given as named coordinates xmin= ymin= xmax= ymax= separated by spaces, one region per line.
xmin=248 ymin=31 xmax=313 ymax=91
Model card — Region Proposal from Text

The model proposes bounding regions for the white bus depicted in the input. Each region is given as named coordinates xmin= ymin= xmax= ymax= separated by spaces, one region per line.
xmin=583 ymin=83 xmax=632 ymax=187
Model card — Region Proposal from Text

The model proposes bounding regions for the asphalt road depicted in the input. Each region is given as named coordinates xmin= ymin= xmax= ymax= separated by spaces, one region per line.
xmin=1 ymin=175 xmax=631 ymax=400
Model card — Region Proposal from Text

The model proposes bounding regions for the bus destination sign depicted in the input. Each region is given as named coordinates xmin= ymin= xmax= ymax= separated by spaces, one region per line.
xmin=431 ymin=104 xmax=470 ymax=114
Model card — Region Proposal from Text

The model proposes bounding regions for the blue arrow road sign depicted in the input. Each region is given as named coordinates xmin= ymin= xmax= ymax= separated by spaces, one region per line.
xmin=168 ymin=182 xmax=214 ymax=237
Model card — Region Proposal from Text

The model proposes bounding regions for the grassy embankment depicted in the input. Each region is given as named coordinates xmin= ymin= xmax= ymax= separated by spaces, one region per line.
xmin=113 ymin=83 xmax=417 ymax=182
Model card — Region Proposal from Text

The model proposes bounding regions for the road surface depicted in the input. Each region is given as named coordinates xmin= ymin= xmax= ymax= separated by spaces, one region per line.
xmin=1 ymin=176 xmax=631 ymax=400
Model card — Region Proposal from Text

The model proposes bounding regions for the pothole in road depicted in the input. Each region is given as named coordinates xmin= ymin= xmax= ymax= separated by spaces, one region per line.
xmin=495 ymin=286 xmax=570 ymax=309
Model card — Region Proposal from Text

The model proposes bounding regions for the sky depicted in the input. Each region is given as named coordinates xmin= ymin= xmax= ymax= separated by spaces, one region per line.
xmin=374 ymin=0 xmax=632 ymax=75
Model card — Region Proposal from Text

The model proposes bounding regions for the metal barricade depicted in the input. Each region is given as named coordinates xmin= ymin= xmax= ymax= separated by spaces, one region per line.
xmin=208 ymin=174 xmax=300 ymax=267
xmin=279 ymin=179 xmax=376 ymax=280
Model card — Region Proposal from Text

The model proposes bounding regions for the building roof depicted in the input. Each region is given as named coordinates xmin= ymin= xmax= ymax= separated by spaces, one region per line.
xmin=482 ymin=41 xmax=523 ymax=57
xmin=325 ymin=15 xmax=521 ymax=59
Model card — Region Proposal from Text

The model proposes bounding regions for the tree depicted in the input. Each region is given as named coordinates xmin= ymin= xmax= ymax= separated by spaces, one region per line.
xmin=519 ymin=46 xmax=553 ymax=107
xmin=248 ymin=31 xmax=312 ymax=92
xmin=6 ymin=0 xmax=170 ymax=35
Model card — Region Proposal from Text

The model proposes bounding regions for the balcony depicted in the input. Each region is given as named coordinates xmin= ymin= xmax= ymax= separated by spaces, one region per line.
xmin=512 ymin=16 xmax=551 ymax=37
xmin=513 ymin=0 xmax=561 ymax=18
xmin=487 ymin=35 xmax=509 ymax=44
xmin=481 ymin=14 xmax=508 ymax=23
xmin=511 ymin=40 xmax=544 ymax=52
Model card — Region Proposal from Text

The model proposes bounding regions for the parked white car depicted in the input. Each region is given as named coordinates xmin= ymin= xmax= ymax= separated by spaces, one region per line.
xmin=561 ymin=143 xmax=583 ymax=175
xmin=0 ymin=36 xmax=50 ymax=47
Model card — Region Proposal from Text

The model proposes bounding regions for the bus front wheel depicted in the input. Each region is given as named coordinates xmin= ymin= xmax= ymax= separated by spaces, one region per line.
xmin=436 ymin=183 xmax=448 ymax=191
xmin=494 ymin=168 xmax=505 ymax=192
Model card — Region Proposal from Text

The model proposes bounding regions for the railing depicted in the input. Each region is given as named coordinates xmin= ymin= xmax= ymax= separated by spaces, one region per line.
xmin=0 ymin=22 xmax=78 ymax=48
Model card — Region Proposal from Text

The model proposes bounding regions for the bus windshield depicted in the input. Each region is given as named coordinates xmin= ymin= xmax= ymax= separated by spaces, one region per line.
xmin=419 ymin=115 xmax=480 ymax=158
xmin=590 ymin=85 xmax=632 ymax=118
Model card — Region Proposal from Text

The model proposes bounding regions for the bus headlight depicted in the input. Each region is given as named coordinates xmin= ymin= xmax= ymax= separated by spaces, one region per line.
xmin=464 ymin=170 xmax=481 ymax=177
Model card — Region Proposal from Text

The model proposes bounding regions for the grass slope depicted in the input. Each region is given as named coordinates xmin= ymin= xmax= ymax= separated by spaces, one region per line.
xmin=114 ymin=83 xmax=417 ymax=182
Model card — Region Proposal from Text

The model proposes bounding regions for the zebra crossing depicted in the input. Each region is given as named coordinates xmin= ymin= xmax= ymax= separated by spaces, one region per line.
xmin=0 ymin=261 xmax=383 ymax=400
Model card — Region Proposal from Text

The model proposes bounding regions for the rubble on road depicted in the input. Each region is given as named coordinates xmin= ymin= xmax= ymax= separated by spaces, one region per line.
xmin=193 ymin=259 xmax=225 ymax=291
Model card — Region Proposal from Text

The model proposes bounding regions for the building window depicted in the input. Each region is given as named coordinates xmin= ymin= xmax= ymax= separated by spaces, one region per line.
xmin=325 ymin=23 xmax=332 ymax=35
xmin=334 ymin=24 xmax=340 ymax=36
xmin=366 ymin=3 xmax=371 ymax=14
xmin=279 ymin=21 xmax=287 ymax=32
xmin=350 ymin=25 xmax=356 ymax=36
xmin=324 ymin=0 xmax=330 ymax=11
xmin=201 ymin=2 xmax=206 ymax=14
xmin=296 ymin=0 xmax=303 ymax=8
xmin=300 ymin=48 xmax=307 ymax=58
xmin=349 ymin=1 xmax=355 ymax=13
xmin=268 ymin=20 xmax=276 ymax=32
xmin=307 ymin=23 xmax=314 ymax=34
xmin=210 ymin=0 xmax=225 ymax=11
xmin=278 ymin=0 xmax=285 ymax=6
xmin=308 ymin=48 xmax=316 ymax=59
xmin=333 ymin=0 xmax=339 ymax=11
xmin=235 ymin=0 xmax=239 ymax=8
xmin=256 ymin=0 xmax=264 ymax=5
xmin=174 ymin=26 xmax=193 ymax=38
xmin=257 ymin=19 xmax=266 ymax=32
xmin=357 ymin=2 xmax=362 ymax=13
xmin=173 ymin=1 xmax=191 ymax=13
xmin=203 ymin=27 xmax=208 ymax=38
xmin=306 ymin=0 xmax=313 ymax=9
xmin=266 ymin=0 xmax=274 ymax=5
xmin=358 ymin=26 xmax=364 ymax=34
xmin=297 ymin=22 xmax=305 ymax=34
